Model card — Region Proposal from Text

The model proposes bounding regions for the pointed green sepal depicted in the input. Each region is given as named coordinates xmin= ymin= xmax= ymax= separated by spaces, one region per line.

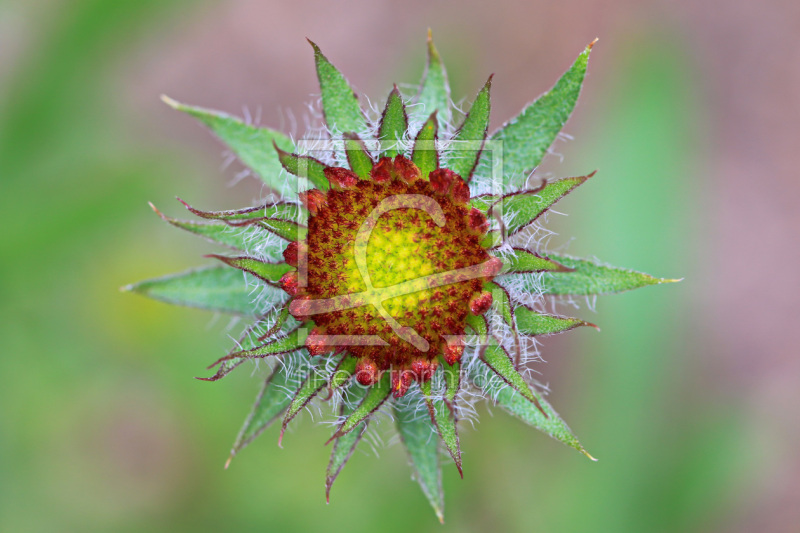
xmin=178 ymin=198 xmax=307 ymax=241
xmin=423 ymin=361 xmax=463 ymax=477
xmin=480 ymin=341 xmax=545 ymax=415
xmin=204 ymin=307 xmax=298 ymax=382
xmin=469 ymin=194 xmax=500 ymax=215
xmin=449 ymin=75 xmax=492 ymax=181
xmin=483 ymin=281 xmax=526 ymax=365
xmin=280 ymin=354 xmax=345 ymax=442
xmin=149 ymin=202 xmax=259 ymax=251
xmin=123 ymin=266 xmax=270 ymax=316
xmin=464 ymin=312 xmax=488 ymax=342
xmin=226 ymin=352 xmax=306 ymax=467
xmin=483 ymin=40 xmax=595 ymax=189
xmin=412 ymin=112 xmax=439 ymax=179
xmin=326 ymin=385 xmax=369 ymax=502
xmin=480 ymin=230 xmax=503 ymax=249
xmin=469 ymin=344 xmax=595 ymax=460
xmin=484 ymin=281 xmax=514 ymax=325
xmin=514 ymin=305 xmax=595 ymax=336
xmin=329 ymin=355 xmax=358 ymax=390
xmin=201 ymin=327 xmax=308 ymax=381
xmin=161 ymin=96 xmax=296 ymax=196
xmin=538 ymin=254 xmax=681 ymax=295
xmin=416 ymin=29 xmax=451 ymax=129
xmin=494 ymin=172 xmax=593 ymax=237
xmin=499 ymin=248 xmax=572 ymax=274
xmin=256 ymin=218 xmax=307 ymax=242
xmin=308 ymin=39 xmax=368 ymax=136
xmin=327 ymin=373 xmax=391 ymax=441
xmin=273 ymin=141 xmax=329 ymax=191
xmin=343 ymin=132 xmax=373 ymax=179
xmin=207 ymin=255 xmax=292 ymax=286
xmin=179 ymin=198 xmax=303 ymax=223
xmin=378 ymin=86 xmax=408 ymax=159
xmin=395 ymin=393 xmax=445 ymax=523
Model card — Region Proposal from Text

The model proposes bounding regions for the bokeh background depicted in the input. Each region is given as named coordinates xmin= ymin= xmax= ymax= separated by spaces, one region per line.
xmin=2 ymin=0 xmax=799 ymax=531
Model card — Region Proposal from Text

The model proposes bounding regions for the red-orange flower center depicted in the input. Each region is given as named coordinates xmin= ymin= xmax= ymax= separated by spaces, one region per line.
xmin=284 ymin=156 xmax=499 ymax=396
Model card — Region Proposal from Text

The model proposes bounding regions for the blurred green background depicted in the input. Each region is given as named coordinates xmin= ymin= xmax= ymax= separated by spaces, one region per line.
xmin=2 ymin=1 xmax=798 ymax=532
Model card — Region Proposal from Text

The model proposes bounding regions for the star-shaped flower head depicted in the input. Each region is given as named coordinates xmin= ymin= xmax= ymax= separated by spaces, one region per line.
xmin=127 ymin=32 xmax=677 ymax=522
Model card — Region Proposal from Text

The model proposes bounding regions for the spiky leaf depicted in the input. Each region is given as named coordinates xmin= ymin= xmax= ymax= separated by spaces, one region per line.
xmin=394 ymin=394 xmax=445 ymax=523
xmin=480 ymin=230 xmax=503 ymax=249
xmin=494 ymin=173 xmax=592 ymax=237
xmin=416 ymin=30 xmax=451 ymax=128
xmin=208 ymin=256 xmax=292 ymax=286
xmin=161 ymin=96 xmax=296 ymax=196
xmin=535 ymin=254 xmax=679 ymax=295
xmin=484 ymin=281 xmax=514 ymax=328
xmin=328 ymin=373 xmax=391 ymax=440
xmin=514 ymin=305 xmax=593 ymax=336
xmin=326 ymin=385 xmax=369 ymax=502
xmin=205 ymin=306 xmax=300 ymax=380
xmin=500 ymin=249 xmax=570 ymax=274
xmin=469 ymin=194 xmax=500 ymax=215
xmin=179 ymin=199 xmax=307 ymax=241
xmin=181 ymin=199 xmax=304 ymax=224
xmin=150 ymin=204 xmax=261 ymax=251
xmin=378 ymin=87 xmax=408 ymax=159
xmin=228 ymin=352 xmax=306 ymax=465
xmin=203 ymin=306 xmax=299 ymax=382
xmin=223 ymin=326 xmax=308 ymax=362
xmin=256 ymin=218 xmax=308 ymax=242
xmin=449 ymin=76 xmax=492 ymax=180
xmin=281 ymin=359 xmax=326 ymax=434
xmin=343 ymin=133 xmax=374 ymax=179
xmin=422 ymin=362 xmax=462 ymax=477
xmin=124 ymin=266 xmax=269 ymax=316
xmin=465 ymin=312 xmax=488 ymax=342
xmin=281 ymin=354 xmax=348 ymax=434
xmin=274 ymin=143 xmax=329 ymax=191
xmin=309 ymin=40 xmax=367 ymax=135
xmin=330 ymin=355 xmax=358 ymax=390
xmin=470 ymin=343 xmax=594 ymax=459
xmin=412 ymin=112 xmax=439 ymax=179
xmin=483 ymin=41 xmax=594 ymax=189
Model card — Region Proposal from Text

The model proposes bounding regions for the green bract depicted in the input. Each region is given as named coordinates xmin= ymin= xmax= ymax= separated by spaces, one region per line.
xmin=126 ymin=33 xmax=677 ymax=522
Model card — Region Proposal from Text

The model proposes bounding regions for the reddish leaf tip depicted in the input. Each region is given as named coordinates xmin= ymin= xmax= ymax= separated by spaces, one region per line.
xmin=160 ymin=94 xmax=179 ymax=108
xmin=148 ymin=201 xmax=164 ymax=217
xmin=588 ymin=37 xmax=599 ymax=50
xmin=324 ymin=432 xmax=341 ymax=446
xmin=271 ymin=138 xmax=289 ymax=157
